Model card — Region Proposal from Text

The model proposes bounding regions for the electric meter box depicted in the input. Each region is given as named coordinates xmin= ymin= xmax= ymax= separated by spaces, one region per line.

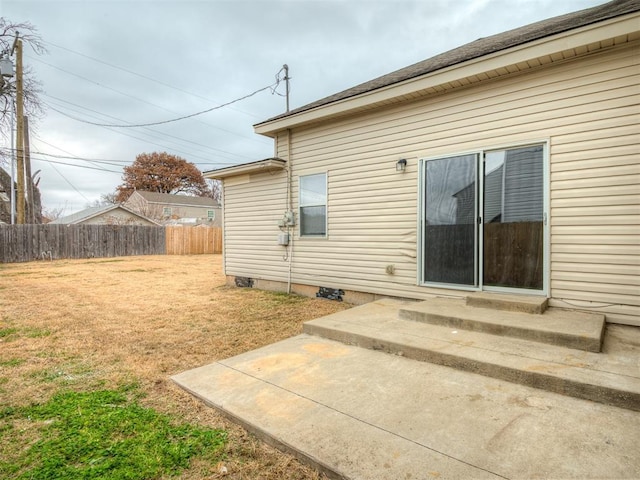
xmin=277 ymin=232 xmax=290 ymax=246
xmin=284 ymin=211 xmax=296 ymax=226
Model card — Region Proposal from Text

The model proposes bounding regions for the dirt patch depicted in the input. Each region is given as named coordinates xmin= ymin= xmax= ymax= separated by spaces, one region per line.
xmin=0 ymin=254 xmax=350 ymax=479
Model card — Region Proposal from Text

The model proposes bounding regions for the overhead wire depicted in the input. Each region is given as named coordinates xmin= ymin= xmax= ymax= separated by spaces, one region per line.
xmin=44 ymin=95 xmax=251 ymax=162
xmin=28 ymin=53 xmax=272 ymax=146
xmin=42 ymin=39 xmax=262 ymax=119
xmin=43 ymin=98 xmax=246 ymax=166
xmin=32 ymin=131 xmax=119 ymax=172
xmin=34 ymin=157 xmax=121 ymax=173
xmin=1 ymin=145 xmax=236 ymax=170
xmin=39 ymin=157 xmax=92 ymax=202
xmin=1 ymin=145 xmax=122 ymax=173
xmin=47 ymin=76 xmax=285 ymax=128
xmin=15 ymin=42 xmax=286 ymax=201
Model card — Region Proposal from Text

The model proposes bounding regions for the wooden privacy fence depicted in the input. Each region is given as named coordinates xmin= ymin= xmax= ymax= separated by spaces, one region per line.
xmin=165 ymin=226 xmax=222 ymax=255
xmin=0 ymin=225 xmax=222 ymax=263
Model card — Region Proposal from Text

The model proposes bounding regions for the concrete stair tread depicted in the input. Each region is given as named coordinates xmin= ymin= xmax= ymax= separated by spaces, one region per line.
xmin=399 ymin=297 xmax=605 ymax=352
xmin=466 ymin=292 xmax=548 ymax=314
xmin=173 ymin=334 xmax=640 ymax=480
xmin=304 ymin=300 xmax=640 ymax=410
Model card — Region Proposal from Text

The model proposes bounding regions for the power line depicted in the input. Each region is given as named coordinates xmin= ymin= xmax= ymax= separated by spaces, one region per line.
xmin=44 ymin=96 xmax=252 ymax=162
xmin=43 ymin=160 xmax=92 ymax=202
xmin=30 ymin=137 xmax=123 ymax=169
xmin=31 ymin=135 xmax=123 ymax=172
xmin=4 ymin=144 xmax=243 ymax=170
xmin=43 ymin=39 xmax=262 ymax=119
xmin=49 ymin=77 xmax=285 ymax=128
xmin=0 ymin=147 xmax=122 ymax=173
xmin=29 ymin=54 xmax=273 ymax=146
xmin=34 ymin=157 xmax=121 ymax=173
xmin=3 ymin=144 xmax=236 ymax=171
xmin=43 ymin=99 xmax=247 ymax=165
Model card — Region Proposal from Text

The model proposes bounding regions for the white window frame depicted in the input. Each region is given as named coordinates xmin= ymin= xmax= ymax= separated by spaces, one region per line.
xmin=299 ymin=173 xmax=327 ymax=238
xmin=163 ymin=207 xmax=172 ymax=217
xmin=207 ymin=209 xmax=215 ymax=220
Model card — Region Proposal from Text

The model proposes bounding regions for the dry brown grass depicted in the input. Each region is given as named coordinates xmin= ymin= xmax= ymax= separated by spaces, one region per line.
xmin=0 ymin=254 xmax=350 ymax=479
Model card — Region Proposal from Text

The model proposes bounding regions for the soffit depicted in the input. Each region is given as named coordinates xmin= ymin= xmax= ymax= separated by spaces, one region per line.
xmin=255 ymin=14 xmax=639 ymax=136
xmin=203 ymin=158 xmax=286 ymax=179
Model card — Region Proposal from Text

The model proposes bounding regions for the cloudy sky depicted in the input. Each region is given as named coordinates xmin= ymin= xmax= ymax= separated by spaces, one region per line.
xmin=2 ymin=0 xmax=603 ymax=215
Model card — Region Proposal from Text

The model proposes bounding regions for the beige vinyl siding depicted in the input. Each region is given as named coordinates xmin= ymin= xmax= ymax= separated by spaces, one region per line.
xmin=226 ymin=39 xmax=639 ymax=324
xmin=222 ymin=169 xmax=289 ymax=280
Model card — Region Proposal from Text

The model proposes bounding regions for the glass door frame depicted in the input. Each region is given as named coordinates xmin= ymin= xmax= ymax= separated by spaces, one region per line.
xmin=418 ymin=150 xmax=481 ymax=291
xmin=417 ymin=141 xmax=550 ymax=296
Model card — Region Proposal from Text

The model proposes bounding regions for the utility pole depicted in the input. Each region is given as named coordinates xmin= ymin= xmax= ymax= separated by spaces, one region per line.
xmin=9 ymin=99 xmax=15 ymax=224
xmin=12 ymin=34 xmax=25 ymax=224
xmin=24 ymin=116 xmax=34 ymax=223
xmin=283 ymin=64 xmax=290 ymax=113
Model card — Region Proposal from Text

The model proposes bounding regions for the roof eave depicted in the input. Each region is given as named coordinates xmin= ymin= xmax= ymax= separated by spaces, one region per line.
xmin=255 ymin=12 xmax=639 ymax=136
xmin=79 ymin=205 xmax=161 ymax=226
xmin=204 ymin=158 xmax=287 ymax=179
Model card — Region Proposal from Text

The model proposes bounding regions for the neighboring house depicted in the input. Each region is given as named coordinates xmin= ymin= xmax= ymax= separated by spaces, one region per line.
xmin=205 ymin=0 xmax=640 ymax=327
xmin=51 ymin=204 xmax=159 ymax=226
xmin=124 ymin=191 xmax=221 ymax=226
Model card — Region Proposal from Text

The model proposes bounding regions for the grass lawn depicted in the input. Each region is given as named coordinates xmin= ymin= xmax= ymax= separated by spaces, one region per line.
xmin=0 ymin=254 xmax=350 ymax=479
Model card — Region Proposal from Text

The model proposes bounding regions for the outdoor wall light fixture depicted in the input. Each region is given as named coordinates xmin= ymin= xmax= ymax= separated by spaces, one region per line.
xmin=396 ymin=158 xmax=407 ymax=172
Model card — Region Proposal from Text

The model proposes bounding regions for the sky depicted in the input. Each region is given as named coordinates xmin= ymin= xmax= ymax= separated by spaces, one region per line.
xmin=1 ymin=0 xmax=604 ymax=215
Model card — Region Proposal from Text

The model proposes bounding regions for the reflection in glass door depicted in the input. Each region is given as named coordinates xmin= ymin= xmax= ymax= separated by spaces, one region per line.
xmin=483 ymin=145 xmax=544 ymax=290
xmin=423 ymin=154 xmax=477 ymax=286
xmin=421 ymin=144 xmax=545 ymax=292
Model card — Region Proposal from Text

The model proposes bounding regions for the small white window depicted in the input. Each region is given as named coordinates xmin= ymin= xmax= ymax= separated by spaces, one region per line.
xmin=207 ymin=209 xmax=215 ymax=220
xmin=163 ymin=207 xmax=172 ymax=217
xmin=299 ymin=173 xmax=327 ymax=237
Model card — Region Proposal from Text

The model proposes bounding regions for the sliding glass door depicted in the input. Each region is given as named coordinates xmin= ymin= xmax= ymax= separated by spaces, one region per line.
xmin=421 ymin=144 xmax=546 ymax=292
xmin=482 ymin=145 xmax=544 ymax=290
xmin=423 ymin=154 xmax=478 ymax=286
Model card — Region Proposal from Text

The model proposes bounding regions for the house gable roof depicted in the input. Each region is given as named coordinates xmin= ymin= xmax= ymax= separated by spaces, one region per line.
xmin=255 ymin=0 xmax=640 ymax=132
xmin=51 ymin=204 xmax=159 ymax=225
xmin=131 ymin=191 xmax=220 ymax=207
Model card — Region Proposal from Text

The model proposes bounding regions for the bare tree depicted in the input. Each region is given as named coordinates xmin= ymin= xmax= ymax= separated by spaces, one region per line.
xmin=85 ymin=193 xmax=119 ymax=208
xmin=1 ymin=18 xmax=46 ymax=166
xmin=41 ymin=205 xmax=66 ymax=223
xmin=206 ymin=179 xmax=222 ymax=203
xmin=100 ymin=192 xmax=118 ymax=205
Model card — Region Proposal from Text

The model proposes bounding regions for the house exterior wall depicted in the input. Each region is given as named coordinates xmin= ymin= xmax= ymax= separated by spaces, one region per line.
xmin=124 ymin=192 xmax=221 ymax=226
xmin=80 ymin=209 xmax=157 ymax=226
xmin=222 ymin=40 xmax=640 ymax=326
xmin=155 ymin=204 xmax=221 ymax=223
xmin=222 ymin=171 xmax=289 ymax=280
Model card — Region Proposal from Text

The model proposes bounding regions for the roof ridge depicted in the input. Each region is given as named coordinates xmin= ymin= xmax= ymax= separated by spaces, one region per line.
xmin=256 ymin=0 xmax=640 ymax=126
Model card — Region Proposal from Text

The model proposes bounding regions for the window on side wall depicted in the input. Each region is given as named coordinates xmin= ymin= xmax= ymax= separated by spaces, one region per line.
xmin=207 ymin=209 xmax=215 ymax=220
xmin=299 ymin=173 xmax=327 ymax=237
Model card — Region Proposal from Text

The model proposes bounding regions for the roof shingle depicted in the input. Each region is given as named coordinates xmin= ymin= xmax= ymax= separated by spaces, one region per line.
xmin=256 ymin=0 xmax=639 ymax=126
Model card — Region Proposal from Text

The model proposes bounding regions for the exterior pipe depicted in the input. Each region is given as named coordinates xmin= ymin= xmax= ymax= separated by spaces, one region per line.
xmin=287 ymin=128 xmax=293 ymax=294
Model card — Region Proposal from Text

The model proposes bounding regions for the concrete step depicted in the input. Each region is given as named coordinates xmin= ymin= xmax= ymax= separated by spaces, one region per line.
xmin=466 ymin=291 xmax=548 ymax=314
xmin=399 ymin=297 xmax=605 ymax=352
xmin=172 ymin=334 xmax=640 ymax=480
xmin=303 ymin=300 xmax=640 ymax=411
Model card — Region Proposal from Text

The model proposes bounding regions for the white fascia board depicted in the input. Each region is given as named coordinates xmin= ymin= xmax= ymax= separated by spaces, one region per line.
xmin=255 ymin=14 xmax=639 ymax=136
xmin=204 ymin=158 xmax=286 ymax=179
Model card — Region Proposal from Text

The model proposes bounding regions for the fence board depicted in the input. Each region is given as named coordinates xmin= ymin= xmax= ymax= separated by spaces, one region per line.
xmin=165 ymin=226 xmax=222 ymax=255
xmin=0 ymin=225 xmax=222 ymax=263
xmin=0 ymin=225 xmax=166 ymax=263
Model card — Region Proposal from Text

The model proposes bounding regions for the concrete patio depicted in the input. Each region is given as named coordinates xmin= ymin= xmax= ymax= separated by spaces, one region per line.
xmin=173 ymin=296 xmax=640 ymax=479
